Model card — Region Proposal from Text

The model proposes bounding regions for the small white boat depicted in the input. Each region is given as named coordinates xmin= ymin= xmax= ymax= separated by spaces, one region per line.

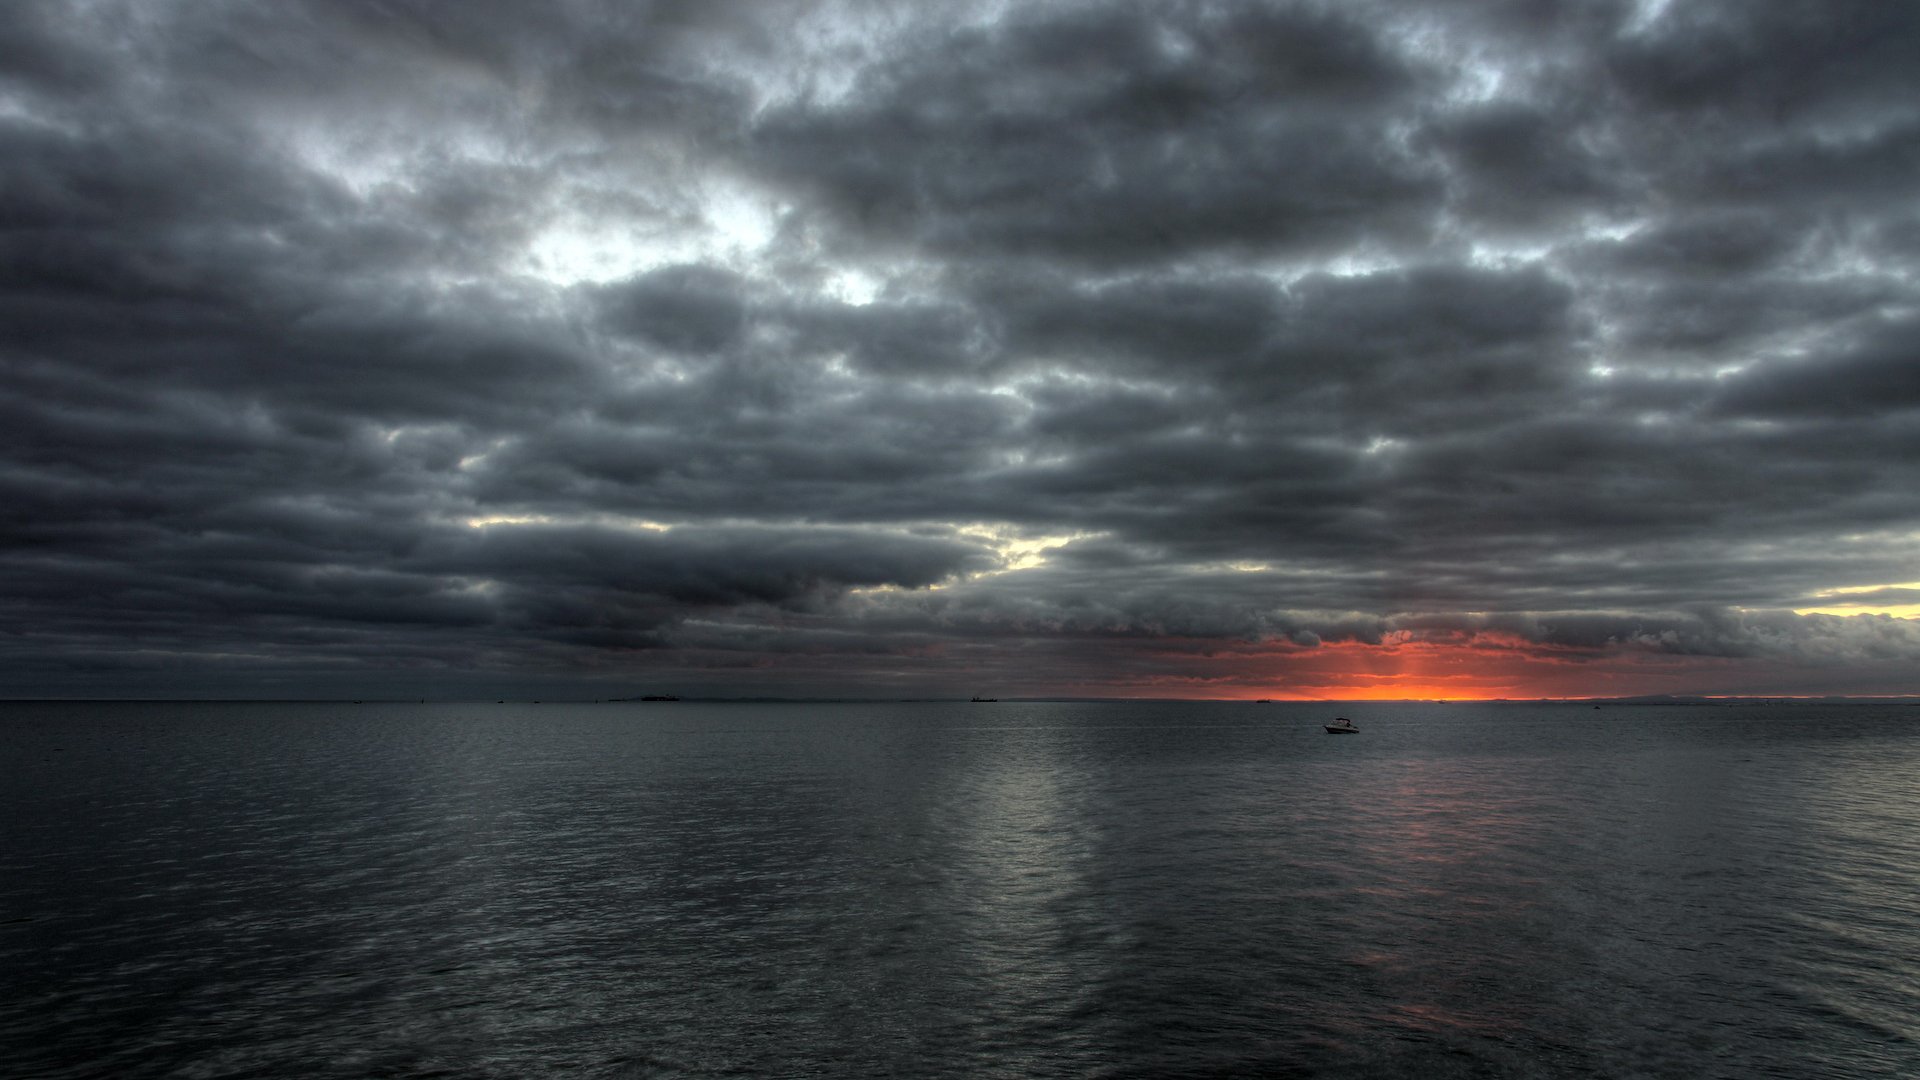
xmin=1324 ymin=717 xmax=1358 ymax=734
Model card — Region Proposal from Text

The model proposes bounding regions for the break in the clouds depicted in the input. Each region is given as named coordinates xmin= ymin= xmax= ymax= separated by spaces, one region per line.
xmin=4 ymin=0 xmax=1919 ymax=699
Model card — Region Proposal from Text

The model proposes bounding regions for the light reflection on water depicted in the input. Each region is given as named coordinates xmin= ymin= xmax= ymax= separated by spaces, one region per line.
xmin=3 ymin=701 xmax=1919 ymax=1078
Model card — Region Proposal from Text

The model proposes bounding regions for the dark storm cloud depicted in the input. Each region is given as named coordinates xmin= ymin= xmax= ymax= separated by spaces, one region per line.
xmin=1714 ymin=315 xmax=1920 ymax=419
xmin=752 ymin=1 xmax=1441 ymax=267
xmin=1607 ymin=1 xmax=1920 ymax=123
xmin=1418 ymin=101 xmax=1628 ymax=231
xmin=597 ymin=264 xmax=751 ymax=354
xmin=5 ymin=0 xmax=1920 ymax=698
xmin=446 ymin=522 xmax=988 ymax=609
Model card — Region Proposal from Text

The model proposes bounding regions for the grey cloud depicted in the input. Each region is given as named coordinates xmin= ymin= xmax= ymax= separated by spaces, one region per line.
xmin=793 ymin=299 xmax=996 ymax=377
xmin=752 ymin=2 xmax=1442 ymax=267
xmin=1574 ymin=247 xmax=1894 ymax=357
xmin=972 ymin=261 xmax=1581 ymax=429
xmin=1261 ymin=265 xmax=1579 ymax=400
xmin=5 ymin=0 xmax=1919 ymax=698
xmin=443 ymin=523 xmax=989 ymax=606
xmin=1423 ymin=101 xmax=1629 ymax=229
xmin=597 ymin=264 xmax=751 ymax=354
xmin=1383 ymin=607 xmax=1920 ymax=668
xmin=1713 ymin=315 xmax=1920 ymax=419
xmin=983 ymin=271 xmax=1280 ymax=373
xmin=1607 ymin=1 xmax=1920 ymax=125
xmin=1597 ymin=209 xmax=1801 ymax=279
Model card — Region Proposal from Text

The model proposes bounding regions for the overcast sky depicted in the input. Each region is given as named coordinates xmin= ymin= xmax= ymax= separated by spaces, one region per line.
xmin=4 ymin=0 xmax=1919 ymax=700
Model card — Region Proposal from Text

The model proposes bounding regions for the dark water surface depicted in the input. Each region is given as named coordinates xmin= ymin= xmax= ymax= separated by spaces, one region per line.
xmin=4 ymin=700 xmax=1918 ymax=1078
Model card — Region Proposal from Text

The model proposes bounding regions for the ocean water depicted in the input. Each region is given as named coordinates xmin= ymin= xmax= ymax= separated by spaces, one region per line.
xmin=3 ymin=700 xmax=1917 ymax=1079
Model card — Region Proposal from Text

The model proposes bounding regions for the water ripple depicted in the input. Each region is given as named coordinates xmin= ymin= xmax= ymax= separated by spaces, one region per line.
xmin=4 ymin=701 xmax=1919 ymax=1077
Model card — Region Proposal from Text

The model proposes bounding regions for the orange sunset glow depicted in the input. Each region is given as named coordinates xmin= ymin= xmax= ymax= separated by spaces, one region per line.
xmin=1030 ymin=623 xmax=1920 ymax=703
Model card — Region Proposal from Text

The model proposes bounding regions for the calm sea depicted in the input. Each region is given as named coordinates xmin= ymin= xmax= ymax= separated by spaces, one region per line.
xmin=3 ymin=700 xmax=1917 ymax=1078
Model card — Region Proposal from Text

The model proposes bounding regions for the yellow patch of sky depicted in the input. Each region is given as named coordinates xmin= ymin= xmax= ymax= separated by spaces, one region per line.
xmin=1794 ymin=582 xmax=1920 ymax=620
xmin=462 ymin=513 xmax=671 ymax=532
xmin=850 ymin=526 xmax=1103 ymax=597
xmin=958 ymin=525 xmax=1101 ymax=574
xmin=846 ymin=582 xmax=948 ymax=596
xmin=1179 ymin=560 xmax=1284 ymax=575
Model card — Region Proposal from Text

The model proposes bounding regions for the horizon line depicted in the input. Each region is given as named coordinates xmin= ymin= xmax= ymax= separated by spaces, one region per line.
xmin=7 ymin=694 xmax=1920 ymax=705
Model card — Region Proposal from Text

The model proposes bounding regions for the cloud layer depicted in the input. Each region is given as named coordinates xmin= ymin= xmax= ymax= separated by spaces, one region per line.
xmin=4 ymin=0 xmax=1919 ymax=698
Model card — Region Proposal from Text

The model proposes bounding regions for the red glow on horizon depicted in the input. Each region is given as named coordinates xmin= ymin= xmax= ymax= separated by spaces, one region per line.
xmin=1113 ymin=633 xmax=1780 ymax=701
xmin=1221 ymin=636 xmax=1611 ymax=700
